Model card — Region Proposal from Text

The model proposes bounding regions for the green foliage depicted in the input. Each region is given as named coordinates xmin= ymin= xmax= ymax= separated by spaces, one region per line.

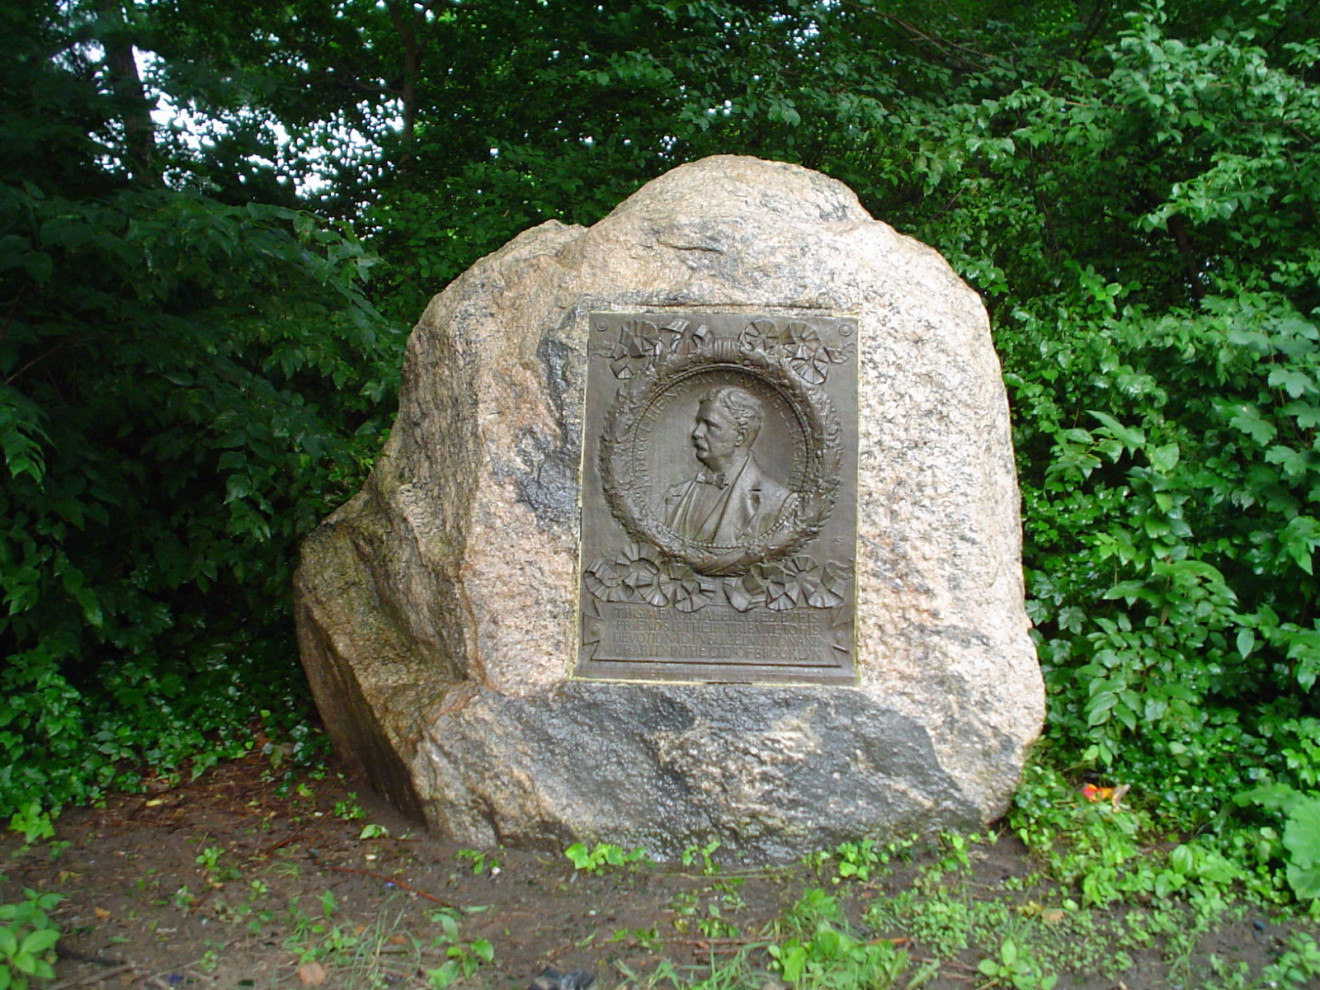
xmin=768 ymin=888 xmax=908 ymax=987
xmin=281 ymin=893 xmax=437 ymax=985
xmin=0 ymin=886 xmax=61 ymax=990
xmin=188 ymin=0 xmax=1316 ymax=868
xmin=866 ymin=874 xmax=977 ymax=961
xmin=1266 ymin=933 xmax=1320 ymax=989
xmin=564 ymin=841 xmax=649 ymax=873
xmin=977 ymin=938 xmax=1058 ymax=990
xmin=6 ymin=806 xmax=53 ymax=847
xmin=831 ymin=838 xmax=880 ymax=883
xmin=1016 ymin=288 xmax=1320 ymax=814
xmin=332 ymin=794 xmax=365 ymax=822
xmin=1236 ymin=783 xmax=1320 ymax=901
xmin=425 ymin=909 xmax=494 ymax=990
xmin=1207 ymin=931 xmax=1320 ymax=989
xmin=805 ymin=835 xmax=917 ymax=885
xmin=681 ymin=839 xmax=722 ymax=876
xmin=1010 ymin=760 xmax=1255 ymax=906
xmin=454 ymin=848 xmax=498 ymax=876
xmin=1 ymin=2 xmax=399 ymax=812
xmin=833 ymin=0 xmax=1320 ymax=849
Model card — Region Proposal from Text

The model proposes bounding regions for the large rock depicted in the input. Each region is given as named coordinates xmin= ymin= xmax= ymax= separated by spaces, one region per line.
xmin=294 ymin=155 xmax=1044 ymax=860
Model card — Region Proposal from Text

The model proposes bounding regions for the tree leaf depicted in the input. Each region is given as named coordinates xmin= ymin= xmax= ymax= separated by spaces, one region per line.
xmin=18 ymin=928 xmax=58 ymax=955
xmin=1283 ymin=797 xmax=1320 ymax=871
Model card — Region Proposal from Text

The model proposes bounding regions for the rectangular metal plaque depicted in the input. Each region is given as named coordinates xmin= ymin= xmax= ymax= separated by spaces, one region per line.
xmin=575 ymin=311 xmax=859 ymax=683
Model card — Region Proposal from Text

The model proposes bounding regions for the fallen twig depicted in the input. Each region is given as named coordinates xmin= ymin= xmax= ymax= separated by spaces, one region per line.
xmin=49 ymin=963 xmax=133 ymax=990
xmin=306 ymin=848 xmax=455 ymax=907
xmin=260 ymin=832 xmax=307 ymax=857
xmin=671 ymin=936 xmax=771 ymax=956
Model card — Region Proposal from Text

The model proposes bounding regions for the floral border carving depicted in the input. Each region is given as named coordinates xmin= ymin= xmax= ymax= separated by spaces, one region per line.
xmin=583 ymin=543 xmax=852 ymax=615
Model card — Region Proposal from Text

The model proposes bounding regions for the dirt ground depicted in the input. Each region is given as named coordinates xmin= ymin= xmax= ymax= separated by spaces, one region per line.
xmin=2 ymin=752 xmax=1314 ymax=990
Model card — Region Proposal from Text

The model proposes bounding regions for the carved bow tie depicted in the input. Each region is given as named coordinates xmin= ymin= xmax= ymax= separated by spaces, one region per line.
xmin=695 ymin=468 xmax=729 ymax=489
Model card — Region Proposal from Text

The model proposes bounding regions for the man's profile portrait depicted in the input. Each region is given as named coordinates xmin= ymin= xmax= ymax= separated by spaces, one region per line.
xmin=660 ymin=385 xmax=796 ymax=544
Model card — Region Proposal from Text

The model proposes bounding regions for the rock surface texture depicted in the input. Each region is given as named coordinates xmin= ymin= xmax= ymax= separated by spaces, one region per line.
xmin=294 ymin=155 xmax=1044 ymax=860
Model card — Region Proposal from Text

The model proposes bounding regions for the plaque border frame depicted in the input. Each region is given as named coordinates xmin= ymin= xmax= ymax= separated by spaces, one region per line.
xmin=573 ymin=308 xmax=861 ymax=686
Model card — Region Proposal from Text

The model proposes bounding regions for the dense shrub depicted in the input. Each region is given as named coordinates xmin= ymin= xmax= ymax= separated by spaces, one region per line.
xmin=1 ymin=3 xmax=399 ymax=811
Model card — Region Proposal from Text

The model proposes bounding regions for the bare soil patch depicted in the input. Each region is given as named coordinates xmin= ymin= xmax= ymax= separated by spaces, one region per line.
xmin=2 ymin=753 xmax=1311 ymax=989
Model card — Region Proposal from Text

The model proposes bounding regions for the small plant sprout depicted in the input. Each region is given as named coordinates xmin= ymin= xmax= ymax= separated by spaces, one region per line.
xmin=426 ymin=908 xmax=494 ymax=989
xmin=681 ymin=839 xmax=722 ymax=875
xmin=456 ymin=848 xmax=500 ymax=876
xmin=834 ymin=838 xmax=881 ymax=882
xmin=333 ymin=793 xmax=365 ymax=821
xmin=564 ymin=842 xmax=648 ymax=874
xmin=977 ymin=938 xmax=1058 ymax=990
xmin=7 ymin=804 xmax=55 ymax=846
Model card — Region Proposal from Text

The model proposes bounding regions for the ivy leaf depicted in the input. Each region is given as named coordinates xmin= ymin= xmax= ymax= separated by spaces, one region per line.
xmin=1264 ymin=445 xmax=1310 ymax=479
xmin=1226 ymin=403 xmax=1278 ymax=445
xmin=1279 ymin=516 xmax=1320 ymax=575
xmin=1269 ymin=367 xmax=1317 ymax=399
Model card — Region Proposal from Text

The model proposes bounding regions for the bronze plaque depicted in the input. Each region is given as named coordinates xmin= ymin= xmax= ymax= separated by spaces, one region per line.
xmin=576 ymin=312 xmax=858 ymax=684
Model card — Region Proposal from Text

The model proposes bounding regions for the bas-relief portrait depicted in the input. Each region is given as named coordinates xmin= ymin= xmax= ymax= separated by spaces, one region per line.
xmin=660 ymin=386 xmax=797 ymax=546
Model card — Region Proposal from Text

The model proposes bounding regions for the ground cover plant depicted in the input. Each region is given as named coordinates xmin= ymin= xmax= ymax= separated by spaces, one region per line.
xmin=3 ymin=0 xmax=1320 ymax=982
xmin=2 ymin=755 xmax=1319 ymax=989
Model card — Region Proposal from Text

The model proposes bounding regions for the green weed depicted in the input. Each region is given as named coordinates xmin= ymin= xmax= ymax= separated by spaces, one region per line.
xmin=565 ymin=842 xmax=649 ymax=873
xmin=0 ymin=885 xmax=62 ymax=990
xmin=832 ymin=838 xmax=881 ymax=882
xmin=6 ymin=806 xmax=54 ymax=847
xmin=1236 ymin=782 xmax=1320 ymax=902
xmin=681 ymin=840 xmax=722 ymax=876
xmin=425 ymin=908 xmax=494 ymax=989
xmin=767 ymin=888 xmax=907 ymax=987
xmin=1266 ymin=932 xmax=1320 ymax=989
xmin=333 ymin=793 xmax=365 ymax=821
xmin=609 ymin=926 xmax=661 ymax=951
xmin=455 ymin=848 xmax=500 ymax=876
xmin=977 ymin=938 xmax=1058 ymax=990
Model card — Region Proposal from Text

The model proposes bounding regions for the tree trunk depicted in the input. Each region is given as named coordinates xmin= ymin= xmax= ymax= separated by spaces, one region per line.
xmin=386 ymin=0 xmax=427 ymax=154
xmin=99 ymin=0 xmax=159 ymax=184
